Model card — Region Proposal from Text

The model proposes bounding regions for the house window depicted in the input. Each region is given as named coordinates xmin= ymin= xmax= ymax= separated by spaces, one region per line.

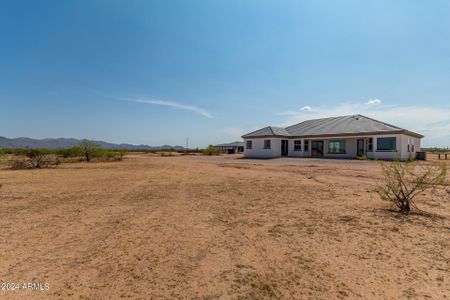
xmin=246 ymin=140 xmax=252 ymax=149
xmin=294 ymin=140 xmax=302 ymax=151
xmin=304 ymin=140 xmax=309 ymax=151
xmin=412 ymin=144 xmax=415 ymax=152
xmin=377 ymin=137 xmax=396 ymax=151
xmin=264 ymin=140 xmax=271 ymax=149
xmin=328 ymin=140 xmax=346 ymax=154
xmin=367 ymin=138 xmax=373 ymax=151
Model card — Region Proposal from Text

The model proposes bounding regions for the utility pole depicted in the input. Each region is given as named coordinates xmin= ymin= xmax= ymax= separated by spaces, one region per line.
xmin=185 ymin=138 xmax=189 ymax=154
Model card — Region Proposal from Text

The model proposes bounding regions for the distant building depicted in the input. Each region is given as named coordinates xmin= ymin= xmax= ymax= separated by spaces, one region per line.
xmin=214 ymin=141 xmax=244 ymax=154
xmin=242 ymin=114 xmax=423 ymax=160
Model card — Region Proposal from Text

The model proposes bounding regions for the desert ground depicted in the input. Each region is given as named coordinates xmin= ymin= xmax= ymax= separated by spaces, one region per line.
xmin=0 ymin=154 xmax=449 ymax=299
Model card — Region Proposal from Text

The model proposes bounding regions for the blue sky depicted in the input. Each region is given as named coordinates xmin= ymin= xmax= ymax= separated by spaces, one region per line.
xmin=1 ymin=0 xmax=449 ymax=147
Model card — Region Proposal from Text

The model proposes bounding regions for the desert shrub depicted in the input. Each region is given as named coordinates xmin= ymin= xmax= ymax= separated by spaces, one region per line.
xmin=24 ymin=149 xmax=53 ymax=168
xmin=95 ymin=149 xmax=120 ymax=161
xmin=159 ymin=151 xmax=174 ymax=157
xmin=405 ymin=155 xmax=416 ymax=163
xmin=10 ymin=159 xmax=28 ymax=170
xmin=374 ymin=160 xmax=447 ymax=213
xmin=202 ymin=145 xmax=220 ymax=156
xmin=57 ymin=146 xmax=83 ymax=158
xmin=9 ymin=149 xmax=57 ymax=169
xmin=78 ymin=140 xmax=101 ymax=162
xmin=58 ymin=143 xmax=127 ymax=162
xmin=0 ymin=148 xmax=23 ymax=155
xmin=117 ymin=149 xmax=128 ymax=160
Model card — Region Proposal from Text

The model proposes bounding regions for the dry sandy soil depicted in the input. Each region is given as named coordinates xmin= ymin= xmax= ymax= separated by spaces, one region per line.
xmin=0 ymin=154 xmax=449 ymax=299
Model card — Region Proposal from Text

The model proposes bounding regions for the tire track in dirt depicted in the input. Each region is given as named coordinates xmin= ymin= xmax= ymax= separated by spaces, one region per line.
xmin=65 ymin=160 xmax=184 ymax=299
xmin=35 ymin=160 xmax=180 ymax=299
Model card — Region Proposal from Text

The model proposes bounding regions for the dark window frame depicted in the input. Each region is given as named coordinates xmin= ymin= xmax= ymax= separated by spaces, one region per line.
xmin=263 ymin=139 xmax=271 ymax=149
xmin=304 ymin=140 xmax=309 ymax=151
xmin=294 ymin=140 xmax=302 ymax=151
xmin=367 ymin=138 xmax=373 ymax=152
xmin=246 ymin=140 xmax=252 ymax=149
xmin=328 ymin=140 xmax=346 ymax=154
xmin=376 ymin=137 xmax=397 ymax=152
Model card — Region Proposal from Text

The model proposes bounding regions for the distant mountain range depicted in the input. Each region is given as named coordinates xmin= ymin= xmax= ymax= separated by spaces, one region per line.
xmin=0 ymin=136 xmax=185 ymax=150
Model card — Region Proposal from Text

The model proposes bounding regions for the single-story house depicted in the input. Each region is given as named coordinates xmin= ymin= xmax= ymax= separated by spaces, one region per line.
xmin=214 ymin=141 xmax=244 ymax=153
xmin=241 ymin=114 xmax=423 ymax=160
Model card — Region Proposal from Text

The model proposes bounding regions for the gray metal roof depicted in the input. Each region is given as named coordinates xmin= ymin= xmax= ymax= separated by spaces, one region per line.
xmin=242 ymin=126 xmax=290 ymax=138
xmin=242 ymin=115 xmax=424 ymax=138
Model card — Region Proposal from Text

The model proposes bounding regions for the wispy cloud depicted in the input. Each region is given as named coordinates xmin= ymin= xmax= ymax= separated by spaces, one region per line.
xmin=277 ymin=105 xmax=311 ymax=116
xmin=277 ymin=99 xmax=450 ymax=147
xmin=366 ymin=98 xmax=381 ymax=105
xmin=127 ymin=98 xmax=212 ymax=118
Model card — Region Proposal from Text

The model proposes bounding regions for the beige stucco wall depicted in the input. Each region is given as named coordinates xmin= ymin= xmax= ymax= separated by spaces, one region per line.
xmin=244 ymin=133 xmax=422 ymax=160
xmin=288 ymin=139 xmax=310 ymax=157
xmin=243 ymin=138 xmax=282 ymax=158
xmin=366 ymin=133 xmax=421 ymax=160
xmin=322 ymin=138 xmax=358 ymax=158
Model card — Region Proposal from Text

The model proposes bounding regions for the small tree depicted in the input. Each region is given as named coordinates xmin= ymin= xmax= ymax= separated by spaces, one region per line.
xmin=78 ymin=140 xmax=101 ymax=162
xmin=375 ymin=160 xmax=447 ymax=213
xmin=117 ymin=148 xmax=128 ymax=160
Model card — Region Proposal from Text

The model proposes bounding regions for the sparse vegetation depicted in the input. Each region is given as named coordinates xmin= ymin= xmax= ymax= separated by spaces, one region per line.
xmin=159 ymin=151 xmax=173 ymax=157
xmin=375 ymin=160 xmax=447 ymax=213
xmin=78 ymin=140 xmax=102 ymax=162
xmin=24 ymin=149 xmax=56 ymax=168
xmin=0 ymin=144 xmax=129 ymax=169
xmin=9 ymin=149 xmax=58 ymax=169
xmin=202 ymin=145 xmax=220 ymax=156
xmin=57 ymin=146 xmax=83 ymax=158
xmin=1 ymin=156 xmax=449 ymax=298
xmin=117 ymin=148 xmax=128 ymax=160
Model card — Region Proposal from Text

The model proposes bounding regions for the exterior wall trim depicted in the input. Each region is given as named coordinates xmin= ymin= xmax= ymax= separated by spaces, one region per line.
xmin=243 ymin=130 xmax=424 ymax=140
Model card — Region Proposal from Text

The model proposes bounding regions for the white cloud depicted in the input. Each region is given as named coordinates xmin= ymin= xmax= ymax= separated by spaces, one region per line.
xmin=277 ymin=101 xmax=450 ymax=147
xmin=366 ymin=98 xmax=381 ymax=105
xmin=128 ymin=98 xmax=212 ymax=118
xmin=277 ymin=105 xmax=312 ymax=116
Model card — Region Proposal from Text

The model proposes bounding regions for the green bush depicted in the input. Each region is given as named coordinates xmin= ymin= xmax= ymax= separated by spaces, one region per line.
xmin=117 ymin=149 xmax=128 ymax=160
xmin=57 ymin=146 xmax=83 ymax=158
xmin=78 ymin=140 xmax=101 ymax=162
xmin=202 ymin=145 xmax=220 ymax=156
xmin=95 ymin=149 xmax=120 ymax=160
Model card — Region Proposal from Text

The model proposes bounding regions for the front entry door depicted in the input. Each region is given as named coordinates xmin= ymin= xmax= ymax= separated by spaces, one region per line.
xmin=311 ymin=141 xmax=324 ymax=158
xmin=357 ymin=139 xmax=365 ymax=157
xmin=281 ymin=140 xmax=288 ymax=156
